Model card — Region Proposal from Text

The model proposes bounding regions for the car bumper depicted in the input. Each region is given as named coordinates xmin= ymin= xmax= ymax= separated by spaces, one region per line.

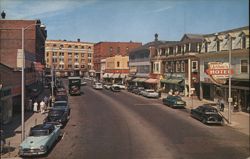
xmin=172 ymin=104 xmax=186 ymax=108
xmin=19 ymin=149 xmax=47 ymax=156
xmin=206 ymin=120 xmax=223 ymax=124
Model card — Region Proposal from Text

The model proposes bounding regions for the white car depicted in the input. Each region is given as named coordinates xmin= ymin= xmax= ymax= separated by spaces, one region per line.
xmin=93 ymin=83 xmax=103 ymax=90
xmin=142 ymin=89 xmax=159 ymax=98
xmin=113 ymin=84 xmax=126 ymax=89
xmin=103 ymin=84 xmax=112 ymax=90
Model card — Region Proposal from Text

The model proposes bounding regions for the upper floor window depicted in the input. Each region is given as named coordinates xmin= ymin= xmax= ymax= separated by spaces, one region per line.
xmin=117 ymin=62 xmax=120 ymax=67
xmin=241 ymin=59 xmax=248 ymax=73
xmin=192 ymin=61 xmax=198 ymax=70
xmin=176 ymin=61 xmax=180 ymax=72
xmin=181 ymin=61 xmax=185 ymax=72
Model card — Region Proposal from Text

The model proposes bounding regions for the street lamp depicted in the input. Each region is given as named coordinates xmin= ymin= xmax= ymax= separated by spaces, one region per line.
xmin=21 ymin=23 xmax=45 ymax=141
xmin=228 ymin=36 xmax=233 ymax=124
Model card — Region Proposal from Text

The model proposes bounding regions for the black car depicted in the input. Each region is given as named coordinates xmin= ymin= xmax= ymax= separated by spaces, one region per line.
xmin=191 ymin=105 xmax=224 ymax=125
xmin=162 ymin=95 xmax=186 ymax=108
xmin=110 ymin=85 xmax=121 ymax=92
xmin=44 ymin=109 xmax=69 ymax=127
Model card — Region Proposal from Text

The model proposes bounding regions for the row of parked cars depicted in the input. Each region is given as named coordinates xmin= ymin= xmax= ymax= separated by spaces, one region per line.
xmin=127 ymin=86 xmax=159 ymax=98
xmin=19 ymin=85 xmax=70 ymax=157
xmin=127 ymin=85 xmax=224 ymax=125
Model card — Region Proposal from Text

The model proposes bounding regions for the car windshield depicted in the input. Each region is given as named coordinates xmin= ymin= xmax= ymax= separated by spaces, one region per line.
xmin=54 ymin=102 xmax=67 ymax=107
xmin=205 ymin=108 xmax=218 ymax=113
xmin=172 ymin=96 xmax=181 ymax=100
xmin=30 ymin=129 xmax=49 ymax=136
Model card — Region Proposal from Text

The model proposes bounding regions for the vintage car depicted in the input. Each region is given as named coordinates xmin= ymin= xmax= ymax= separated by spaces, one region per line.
xmin=103 ymin=84 xmax=112 ymax=90
xmin=44 ymin=108 xmax=69 ymax=127
xmin=19 ymin=123 xmax=61 ymax=156
xmin=110 ymin=85 xmax=121 ymax=92
xmin=162 ymin=95 xmax=186 ymax=108
xmin=93 ymin=83 xmax=103 ymax=90
xmin=53 ymin=101 xmax=70 ymax=117
xmin=191 ymin=105 xmax=224 ymax=125
xmin=141 ymin=89 xmax=159 ymax=98
xmin=113 ymin=83 xmax=126 ymax=89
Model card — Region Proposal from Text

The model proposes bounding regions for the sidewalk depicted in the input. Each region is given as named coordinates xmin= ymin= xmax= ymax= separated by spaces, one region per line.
xmin=1 ymin=89 xmax=50 ymax=158
xmin=161 ymin=93 xmax=249 ymax=136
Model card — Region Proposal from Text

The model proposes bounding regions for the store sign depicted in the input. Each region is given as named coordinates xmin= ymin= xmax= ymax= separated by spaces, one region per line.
xmin=205 ymin=62 xmax=233 ymax=84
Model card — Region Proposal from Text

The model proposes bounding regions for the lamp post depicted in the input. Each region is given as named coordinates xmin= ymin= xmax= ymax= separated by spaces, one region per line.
xmin=21 ymin=23 xmax=45 ymax=141
xmin=228 ymin=36 xmax=233 ymax=124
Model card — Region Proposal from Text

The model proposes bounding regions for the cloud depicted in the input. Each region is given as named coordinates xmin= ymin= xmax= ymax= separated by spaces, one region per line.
xmin=152 ymin=6 xmax=173 ymax=13
xmin=1 ymin=0 xmax=97 ymax=19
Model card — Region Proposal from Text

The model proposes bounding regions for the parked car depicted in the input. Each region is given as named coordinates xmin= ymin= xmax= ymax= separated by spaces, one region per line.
xmin=93 ymin=83 xmax=103 ymax=90
xmin=44 ymin=108 xmax=69 ymax=127
xmin=127 ymin=85 xmax=137 ymax=92
xmin=191 ymin=105 xmax=224 ymax=125
xmin=19 ymin=123 xmax=61 ymax=156
xmin=162 ymin=95 xmax=186 ymax=108
xmin=110 ymin=85 xmax=121 ymax=92
xmin=103 ymin=84 xmax=112 ymax=90
xmin=141 ymin=89 xmax=159 ymax=98
xmin=132 ymin=87 xmax=144 ymax=94
xmin=55 ymin=95 xmax=68 ymax=102
xmin=55 ymin=87 xmax=67 ymax=96
xmin=53 ymin=101 xmax=70 ymax=117
xmin=114 ymin=83 xmax=126 ymax=89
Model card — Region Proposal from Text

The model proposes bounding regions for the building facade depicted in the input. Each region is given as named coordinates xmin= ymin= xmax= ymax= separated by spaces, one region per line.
xmin=94 ymin=41 xmax=142 ymax=79
xmin=197 ymin=26 xmax=249 ymax=113
xmin=158 ymin=34 xmax=203 ymax=97
xmin=128 ymin=34 xmax=170 ymax=90
xmin=102 ymin=55 xmax=129 ymax=84
xmin=45 ymin=39 xmax=94 ymax=77
xmin=0 ymin=19 xmax=47 ymax=123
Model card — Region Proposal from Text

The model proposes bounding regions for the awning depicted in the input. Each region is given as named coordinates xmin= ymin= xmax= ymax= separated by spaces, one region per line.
xmin=125 ymin=77 xmax=132 ymax=81
xmin=111 ymin=73 xmax=120 ymax=78
xmin=133 ymin=78 xmax=147 ymax=82
xmin=103 ymin=73 xmax=113 ymax=78
xmin=120 ymin=74 xmax=128 ymax=78
xmin=145 ymin=78 xmax=158 ymax=84
xmin=161 ymin=79 xmax=184 ymax=85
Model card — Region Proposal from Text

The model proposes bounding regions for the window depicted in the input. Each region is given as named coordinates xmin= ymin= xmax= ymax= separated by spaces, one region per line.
xmin=88 ymin=46 xmax=91 ymax=50
xmin=81 ymin=46 xmax=84 ymax=49
xmin=192 ymin=61 xmax=198 ymax=70
xmin=68 ymin=45 xmax=72 ymax=48
xmin=68 ymin=64 xmax=72 ymax=68
xmin=81 ymin=53 xmax=85 ymax=57
xmin=181 ymin=61 xmax=185 ymax=72
xmin=176 ymin=61 xmax=180 ymax=72
xmin=241 ymin=60 xmax=248 ymax=73
xmin=75 ymin=58 xmax=78 ymax=62
xmin=117 ymin=62 xmax=120 ymax=67
xmin=171 ymin=62 xmax=174 ymax=72
xmin=88 ymin=53 xmax=91 ymax=57
xmin=46 ymin=52 xmax=49 ymax=57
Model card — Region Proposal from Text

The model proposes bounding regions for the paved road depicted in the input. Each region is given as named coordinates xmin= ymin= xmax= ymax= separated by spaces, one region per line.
xmin=43 ymin=82 xmax=250 ymax=159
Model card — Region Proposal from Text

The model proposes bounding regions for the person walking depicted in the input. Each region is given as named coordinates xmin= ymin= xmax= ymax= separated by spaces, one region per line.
xmin=33 ymin=101 xmax=38 ymax=113
xmin=220 ymin=98 xmax=225 ymax=112
xmin=40 ymin=100 xmax=45 ymax=114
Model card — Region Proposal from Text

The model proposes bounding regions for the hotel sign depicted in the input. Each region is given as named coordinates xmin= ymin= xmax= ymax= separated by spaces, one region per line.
xmin=205 ymin=62 xmax=233 ymax=85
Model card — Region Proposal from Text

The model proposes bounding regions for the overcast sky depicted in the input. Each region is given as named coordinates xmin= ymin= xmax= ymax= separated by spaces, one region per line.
xmin=1 ymin=0 xmax=249 ymax=44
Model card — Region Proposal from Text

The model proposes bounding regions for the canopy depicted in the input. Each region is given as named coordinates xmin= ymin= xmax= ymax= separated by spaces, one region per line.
xmin=145 ymin=78 xmax=158 ymax=84
xmin=103 ymin=73 xmax=113 ymax=78
xmin=111 ymin=73 xmax=120 ymax=78
xmin=160 ymin=79 xmax=184 ymax=85
xmin=133 ymin=78 xmax=147 ymax=82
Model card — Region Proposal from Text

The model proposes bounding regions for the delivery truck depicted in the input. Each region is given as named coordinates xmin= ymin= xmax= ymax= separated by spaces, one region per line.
xmin=68 ymin=76 xmax=81 ymax=96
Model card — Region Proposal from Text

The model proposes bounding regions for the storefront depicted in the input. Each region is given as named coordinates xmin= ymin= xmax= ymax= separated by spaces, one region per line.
xmin=160 ymin=78 xmax=185 ymax=95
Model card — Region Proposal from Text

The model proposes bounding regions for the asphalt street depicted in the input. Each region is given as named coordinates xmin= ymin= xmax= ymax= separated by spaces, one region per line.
xmin=41 ymin=82 xmax=250 ymax=159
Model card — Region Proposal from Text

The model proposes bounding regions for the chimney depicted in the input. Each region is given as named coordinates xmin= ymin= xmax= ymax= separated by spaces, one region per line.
xmin=154 ymin=33 xmax=158 ymax=41
xmin=1 ymin=10 xmax=6 ymax=19
xmin=77 ymin=38 xmax=80 ymax=42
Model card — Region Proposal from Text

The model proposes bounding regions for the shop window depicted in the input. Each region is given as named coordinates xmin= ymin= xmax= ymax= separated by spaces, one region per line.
xmin=241 ymin=59 xmax=248 ymax=73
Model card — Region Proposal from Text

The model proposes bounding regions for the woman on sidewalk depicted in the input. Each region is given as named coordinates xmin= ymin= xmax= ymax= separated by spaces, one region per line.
xmin=33 ymin=101 xmax=38 ymax=113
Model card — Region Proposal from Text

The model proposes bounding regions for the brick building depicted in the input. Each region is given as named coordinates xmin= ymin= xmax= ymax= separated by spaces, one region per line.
xmin=94 ymin=41 xmax=142 ymax=79
xmin=0 ymin=19 xmax=47 ymax=123
xmin=45 ymin=39 xmax=94 ymax=77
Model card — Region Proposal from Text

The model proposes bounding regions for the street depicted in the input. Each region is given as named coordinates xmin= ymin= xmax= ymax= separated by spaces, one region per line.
xmin=42 ymin=81 xmax=250 ymax=159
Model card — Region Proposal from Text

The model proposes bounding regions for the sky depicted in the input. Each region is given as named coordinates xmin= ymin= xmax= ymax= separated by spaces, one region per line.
xmin=1 ymin=0 xmax=249 ymax=44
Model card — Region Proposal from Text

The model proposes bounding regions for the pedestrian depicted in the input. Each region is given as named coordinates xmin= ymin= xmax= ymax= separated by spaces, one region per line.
xmin=48 ymin=95 xmax=52 ymax=107
xmin=33 ymin=101 xmax=38 ymax=113
xmin=40 ymin=100 xmax=45 ymax=114
xmin=220 ymin=98 xmax=225 ymax=112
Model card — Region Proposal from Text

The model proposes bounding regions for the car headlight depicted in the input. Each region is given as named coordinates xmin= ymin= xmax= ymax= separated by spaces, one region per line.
xmin=40 ymin=145 xmax=47 ymax=151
